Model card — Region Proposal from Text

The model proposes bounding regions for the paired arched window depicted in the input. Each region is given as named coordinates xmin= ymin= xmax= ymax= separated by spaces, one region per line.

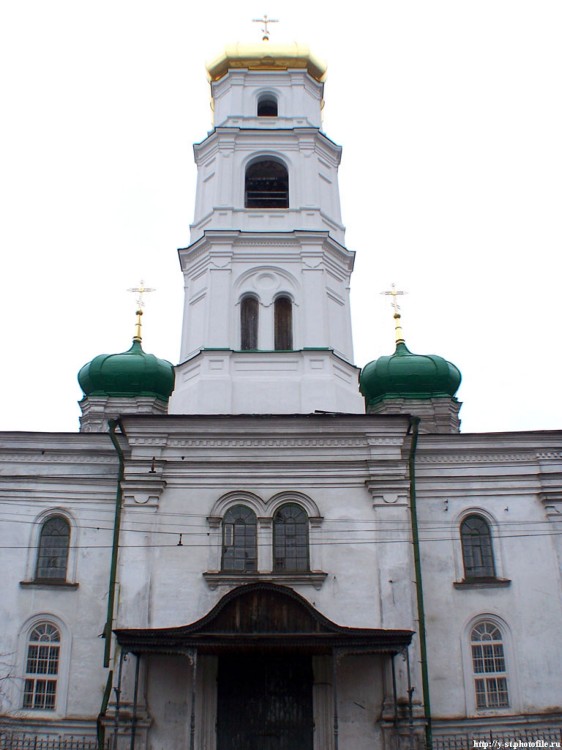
xmin=245 ymin=159 xmax=289 ymax=209
xmin=461 ymin=514 xmax=495 ymax=579
xmin=257 ymin=95 xmax=278 ymax=117
xmin=35 ymin=516 xmax=70 ymax=582
xmin=220 ymin=503 xmax=310 ymax=573
xmin=23 ymin=622 xmax=60 ymax=710
xmin=239 ymin=294 xmax=293 ymax=350
xmin=222 ymin=505 xmax=258 ymax=572
xmin=273 ymin=504 xmax=309 ymax=572
xmin=470 ymin=621 xmax=509 ymax=709
xmin=274 ymin=296 xmax=293 ymax=350
xmin=240 ymin=295 xmax=259 ymax=350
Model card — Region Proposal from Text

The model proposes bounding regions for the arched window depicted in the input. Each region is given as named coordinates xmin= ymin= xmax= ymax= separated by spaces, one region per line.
xmin=274 ymin=296 xmax=293 ymax=350
xmin=471 ymin=621 xmax=509 ymax=709
xmin=23 ymin=622 xmax=60 ymax=710
xmin=257 ymin=95 xmax=278 ymax=117
xmin=222 ymin=505 xmax=257 ymax=572
xmin=245 ymin=159 xmax=289 ymax=209
xmin=461 ymin=515 xmax=495 ymax=579
xmin=240 ymin=296 xmax=259 ymax=350
xmin=273 ymin=504 xmax=309 ymax=572
xmin=35 ymin=516 xmax=70 ymax=582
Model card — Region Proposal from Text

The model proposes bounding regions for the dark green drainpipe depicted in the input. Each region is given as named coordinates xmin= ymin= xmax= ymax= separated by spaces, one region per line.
xmin=407 ymin=415 xmax=432 ymax=749
xmin=105 ymin=419 xmax=125 ymax=667
xmin=97 ymin=419 xmax=126 ymax=750
xmin=96 ymin=670 xmax=113 ymax=750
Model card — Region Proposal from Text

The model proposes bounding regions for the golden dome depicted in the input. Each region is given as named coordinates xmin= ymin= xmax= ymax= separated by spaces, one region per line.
xmin=206 ymin=42 xmax=327 ymax=82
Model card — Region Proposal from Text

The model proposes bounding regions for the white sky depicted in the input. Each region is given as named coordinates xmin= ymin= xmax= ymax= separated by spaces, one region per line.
xmin=1 ymin=1 xmax=560 ymax=434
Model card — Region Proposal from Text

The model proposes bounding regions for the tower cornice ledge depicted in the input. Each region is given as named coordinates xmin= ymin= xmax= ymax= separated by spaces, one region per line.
xmin=194 ymin=127 xmax=342 ymax=162
xmin=180 ymin=229 xmax=353 ymax=263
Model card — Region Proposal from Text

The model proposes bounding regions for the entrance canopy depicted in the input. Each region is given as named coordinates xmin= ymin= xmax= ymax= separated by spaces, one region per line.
xmin=115 ymin=582 xmax=413 ymax=655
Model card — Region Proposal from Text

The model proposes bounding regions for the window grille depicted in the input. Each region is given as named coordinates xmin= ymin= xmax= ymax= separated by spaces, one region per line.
xmin=23 ymin=623 xmax=60 ymax=710
xmin=471 ymin=621 xmax=509 ymax=709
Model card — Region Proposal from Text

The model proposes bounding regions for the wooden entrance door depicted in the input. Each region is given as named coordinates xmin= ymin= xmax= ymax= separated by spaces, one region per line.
xmin=217 ymin=654 xmax=313 ymax=750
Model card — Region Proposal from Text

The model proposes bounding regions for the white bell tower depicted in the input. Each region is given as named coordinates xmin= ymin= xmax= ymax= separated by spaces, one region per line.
xmin=169 ymin=42 xmax=364 ymax=415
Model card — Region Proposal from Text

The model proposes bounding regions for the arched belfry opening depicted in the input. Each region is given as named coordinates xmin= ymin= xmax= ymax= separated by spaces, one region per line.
xmin=274 ymin=295 xmax=293 ymax=350
xmin=240 ymin=295 xmax=259 ymax=350
xmin=257 ymin=94 xmax=278 ymax=117
xmin=245 ymin=159 xmax=289 ymax=209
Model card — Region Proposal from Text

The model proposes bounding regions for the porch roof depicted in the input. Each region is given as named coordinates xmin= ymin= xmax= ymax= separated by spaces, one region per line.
xmin=114 ymin=582 xmax=413 ymax=655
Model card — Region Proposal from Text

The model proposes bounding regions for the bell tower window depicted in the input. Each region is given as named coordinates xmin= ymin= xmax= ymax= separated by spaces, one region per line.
xmin=274 ymin=296 xmax=293 ymax=350
xmin=245 ymin=159 xmax=289 ymax=209
xmin=257 ymin=95 xmax=278 ymax=117
xmin=240 ymin=296 xmax=259 ymax=350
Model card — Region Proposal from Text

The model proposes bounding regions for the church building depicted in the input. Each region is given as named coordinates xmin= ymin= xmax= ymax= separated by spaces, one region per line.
xmin=1 ymin=38 xmax=562 ymax=750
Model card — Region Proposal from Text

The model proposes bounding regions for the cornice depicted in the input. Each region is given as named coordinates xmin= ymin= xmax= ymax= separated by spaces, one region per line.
xmin=416 ymin=452 xmax=541 ymax=465
xmin=536 ymin=451 xmax=562 ymax=460
xmin=194 ymin=127 xmax=341 ymax=161
xmin=0 ymin=452 xmax=116 ymax=465
xmin=181 ymin=228 xmax=350 ymax=253
xmin=128 ymin=436 xmax=368 ymax=449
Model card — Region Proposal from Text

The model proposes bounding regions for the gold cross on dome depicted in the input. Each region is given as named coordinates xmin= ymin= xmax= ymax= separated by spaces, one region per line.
xmin=380 ymin=283 xmax=407 ymax=315
xmin=252 ymin=14 xmax=279 ymax=41
xmin=381 ymin=283 xmax=407 ymax=344
xmin=127 ymin=280 xmax=156 ymax=341
xmin=127 ymin=280 xmax=156 ymax=310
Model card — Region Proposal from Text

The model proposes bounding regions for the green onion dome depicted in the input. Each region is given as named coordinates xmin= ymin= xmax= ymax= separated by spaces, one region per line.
xmin=78 ymin=338 xmax=175 ymax=402
xmin=360 ymin=340 xmax=461 ymax=407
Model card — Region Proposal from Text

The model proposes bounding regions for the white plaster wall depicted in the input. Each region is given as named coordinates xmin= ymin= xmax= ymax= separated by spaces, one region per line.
xmin=416 ymin=433 xmax=562 ymax=721
xmin=2 ymin=422 xmax=562 ymax=743
xmin=144 ymin=656 xmax=190 ymax=750
xmin=336 ymin=655 xmax=386 ymax=750
xmin=176 ymin=232 xmax=356 ymax=359
xmin=211 ymin=70 xmax=324 ymax=129
xmin=116 ymin=415 xmax=413 ymax=633
xmin=0 ymin=434 xmax=118 ymax=728
xmin=190 ymin=129 xmax=344 ymax=242
xmin=169 ymin=350 xmax=363 ymax=415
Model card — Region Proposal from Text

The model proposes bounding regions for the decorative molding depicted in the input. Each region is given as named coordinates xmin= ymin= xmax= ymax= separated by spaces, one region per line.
xmin=453 ymin=579 xmax=511 ymax=590
xmin=417 ymin=453 xmax=540 ymax=464
xmin=122 ymin=476 xmax=167 ymax=507
xmin=20 ymin=581 xmax=79 ymax=590
xmin=365 ymin=437 xmax=406 ymax=446
xmin=0 ymin=453 xmax=116 ymax=464
xmin=127 ymin=437 xmax=368 ymax=449
xmin=203 ymin=571 xmax=327 ymax=590
xmin=539 ymin=492 xmax=562 ymax=519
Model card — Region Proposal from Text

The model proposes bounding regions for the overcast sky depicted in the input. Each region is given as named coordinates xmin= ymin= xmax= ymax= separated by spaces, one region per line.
xmin=1 ymin=1 xmax=560 ymax=434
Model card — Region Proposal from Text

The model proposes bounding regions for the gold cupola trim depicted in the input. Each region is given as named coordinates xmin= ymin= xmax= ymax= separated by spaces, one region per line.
xmin=206 ymin=42 xmax=327 ymax=82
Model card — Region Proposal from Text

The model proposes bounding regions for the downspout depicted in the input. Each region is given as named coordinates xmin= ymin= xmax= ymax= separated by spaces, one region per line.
xmin=97 ymin=419 xmax=126 ymax=748
xmin=105 ymin=418 xmax=126 ymax=668
xmin=407 ymin=415 xmax=432 ymax=749
xmin=96 ymin=670 xmax=113 ymax=750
